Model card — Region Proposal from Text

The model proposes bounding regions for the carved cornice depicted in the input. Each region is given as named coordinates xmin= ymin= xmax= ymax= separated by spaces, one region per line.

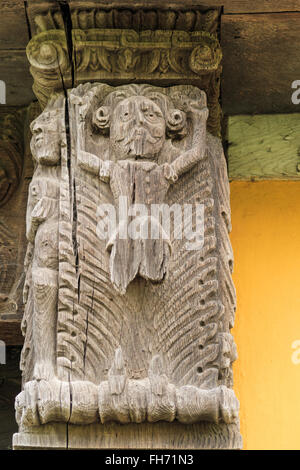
xmin=27 ymin=29 xmax=222 ymax=134
xmin=27 ymin=28 xmax=222 ymax=80
xmin=25 ymin=2 xmax=222 ymax=135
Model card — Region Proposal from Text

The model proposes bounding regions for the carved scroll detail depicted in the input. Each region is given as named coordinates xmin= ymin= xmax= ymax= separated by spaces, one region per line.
xmin=27 ymin=29 xmax=221 ymax=75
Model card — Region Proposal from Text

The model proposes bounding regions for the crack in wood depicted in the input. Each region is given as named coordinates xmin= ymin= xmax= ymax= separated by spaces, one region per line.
xmin=23 ymin=1 xmax=32 ymax=41
xmin=58 ymin=0 xmax=75 ymax=89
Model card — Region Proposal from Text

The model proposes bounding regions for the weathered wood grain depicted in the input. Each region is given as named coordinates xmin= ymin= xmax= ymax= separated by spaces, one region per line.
xmin=221 ymin=13 xmax=300 ymax=115
xmin=227 ymin=114 xmax=300 ymax=180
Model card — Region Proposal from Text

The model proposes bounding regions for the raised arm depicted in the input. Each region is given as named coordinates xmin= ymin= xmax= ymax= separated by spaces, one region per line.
xmin=78 ymin=149 xmax=112 ymax=183
xmin=164 ymin=104 xmax=209 ymax=183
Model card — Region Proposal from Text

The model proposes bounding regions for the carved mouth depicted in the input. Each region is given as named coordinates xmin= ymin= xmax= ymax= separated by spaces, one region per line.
xmin=134 ymin=154 xmax=156 ymax=160
xmin=132 ymin=128 xmax=159 ymax=144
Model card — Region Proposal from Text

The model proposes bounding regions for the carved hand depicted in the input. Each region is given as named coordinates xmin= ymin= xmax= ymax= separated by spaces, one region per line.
xmin=78 ymin=150 xmax=100 ymax=175
xmin=188 ymin=102 xmax=209 ymax=123
xmin=78 ymin=150 xmax=112 ymax=183
xmin=99 ymin=160 xmax=112 ymax=183
xmin=163 ymin=163 xmax=178 ymax=184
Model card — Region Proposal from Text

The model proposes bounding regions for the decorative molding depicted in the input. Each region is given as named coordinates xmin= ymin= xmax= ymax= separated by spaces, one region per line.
xmin=26 ymin=2 xmax=222 ymax=136
xmin=28 ymin=3 xmax=220 ymax=37
xmin=27 ymin=29 xmax=221 ymax=76
xmin=27 ymin=28 xmax=222 ymax=135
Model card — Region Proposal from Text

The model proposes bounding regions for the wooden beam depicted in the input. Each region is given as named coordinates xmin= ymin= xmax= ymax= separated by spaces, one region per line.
xmin=7 ymin=4 xmax=300 ymax=113
xmin=202 ymin=1 xmax=300 ymax=14
xmin=227 ymin=114 xmax=300 ymax=180
xmin=0 ymin=50 xmax=35 ymax=106
xmin=0 ymin=2 xmax=32 ymax=107
xmin=221 ymin=13 xmax=300 ymax=115
xmin=0 ymin=1 xmax=29 ymax=49
xmin=28 ymin=0 xmax=300 ymax=15
xmin=0 ymin=320 xmax=23 ymax=346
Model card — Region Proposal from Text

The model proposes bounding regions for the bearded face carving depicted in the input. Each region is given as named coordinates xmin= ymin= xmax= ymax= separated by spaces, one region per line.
xmin=30 ymin=111 xmax=61 ymax=165
xmin=109 ymin=96 xmax=166 ymax=160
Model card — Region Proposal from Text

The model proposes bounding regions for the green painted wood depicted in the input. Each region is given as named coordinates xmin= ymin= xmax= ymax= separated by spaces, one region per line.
xmin=227 ymin=114 xmax=300 ymax=180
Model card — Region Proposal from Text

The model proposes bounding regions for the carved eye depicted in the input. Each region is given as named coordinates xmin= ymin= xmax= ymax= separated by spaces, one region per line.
xmin=144 ymin=110 xmax=161 ymax=122
xmin=120 ymin=110 xmax=131 ymax=122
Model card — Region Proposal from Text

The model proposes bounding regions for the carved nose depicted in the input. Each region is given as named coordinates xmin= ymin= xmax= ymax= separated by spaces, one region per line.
xmin=136 ymin=109 xmax=145 ymax=125
xmin=33 ymin=124 xmax=43 ymax=134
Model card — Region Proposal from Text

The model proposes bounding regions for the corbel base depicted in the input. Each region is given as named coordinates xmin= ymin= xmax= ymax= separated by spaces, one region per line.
xmin=13 ymin=422 xmax=242 ymax=450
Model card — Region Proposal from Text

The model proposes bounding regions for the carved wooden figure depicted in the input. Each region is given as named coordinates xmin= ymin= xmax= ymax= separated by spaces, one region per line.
xmin=14 ymin=84 xmax=241 ymax=449
xmin=78 ymin=89 xmax=208 ymax=293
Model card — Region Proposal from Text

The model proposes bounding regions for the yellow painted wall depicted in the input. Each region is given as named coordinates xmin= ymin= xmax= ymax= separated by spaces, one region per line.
xmin=230 ymin=181 xmax=300 ymax=450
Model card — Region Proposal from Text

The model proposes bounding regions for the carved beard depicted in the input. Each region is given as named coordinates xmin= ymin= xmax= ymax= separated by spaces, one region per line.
xmin=117 ymin=126 xmax=163 ymax=159
xmin=31 ymin=135 xmax=60 ymax=162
